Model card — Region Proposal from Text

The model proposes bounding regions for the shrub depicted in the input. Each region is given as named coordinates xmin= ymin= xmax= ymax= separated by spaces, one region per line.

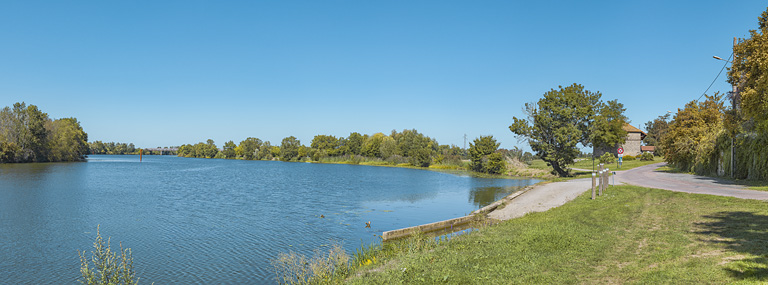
xmin=598 ymin=152 xmax=615 ymax=164
xmin=639 ymin=152 xmax=654 ymax=161
xmin=271 ymin=244 xmax=349 ymax=284
xmin=622 ymin=155 xmax=636 ymax=161
xmin=486 ymin=152 xmax=507 ymax=174
xmin=78 ymin=226 xmax=139 ymax=285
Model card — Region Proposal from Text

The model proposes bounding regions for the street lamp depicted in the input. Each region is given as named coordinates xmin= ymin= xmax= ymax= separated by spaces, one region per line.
xmin=713 ymin=54 xmax=737 ymax=178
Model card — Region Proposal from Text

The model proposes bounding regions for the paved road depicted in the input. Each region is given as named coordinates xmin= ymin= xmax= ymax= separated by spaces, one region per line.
xmin=615 ymin=162 xmax=768 ymax=201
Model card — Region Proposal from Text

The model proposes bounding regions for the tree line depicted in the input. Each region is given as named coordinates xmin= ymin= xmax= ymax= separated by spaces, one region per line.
xmin=642 ymin=6 xmax=768 ymax=180
xmin=177 ymin=130 xmax=531 ymax=175
xmin=88 ymin=141 xmax=178 ymax=155
xmin=89 ymin=141 xmax=139 ymax=155
xmin=0 ymin=102 xmax=89 ymax=163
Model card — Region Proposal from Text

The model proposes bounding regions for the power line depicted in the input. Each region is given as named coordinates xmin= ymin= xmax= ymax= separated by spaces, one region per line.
xmin=697 ymin=52 xmax=733 ymax=102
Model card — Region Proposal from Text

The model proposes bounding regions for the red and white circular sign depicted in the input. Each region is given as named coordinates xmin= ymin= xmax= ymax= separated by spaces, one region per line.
xmin=617 ymin=148 xmax=624 ymax=154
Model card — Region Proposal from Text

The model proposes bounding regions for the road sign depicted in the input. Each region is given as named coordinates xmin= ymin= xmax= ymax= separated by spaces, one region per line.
xmin=617 ymin=147 xmax=624 ymax=155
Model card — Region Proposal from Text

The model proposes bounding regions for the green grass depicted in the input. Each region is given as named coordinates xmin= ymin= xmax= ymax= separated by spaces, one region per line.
xmin=742 ymin=181 xmax=768 ymax=191
xmin=346 ymin=185 xmax=768 ymax=284
xmin=525 ymin=157 xmax=665 ymax=181
xmin=526 ymin=159 xmax=551 ymax=171
xmin=571 ymin=156 xmax=665 ymax=171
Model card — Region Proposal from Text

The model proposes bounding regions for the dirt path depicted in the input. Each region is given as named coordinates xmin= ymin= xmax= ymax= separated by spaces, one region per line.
xmin=615 ymin=162 xmax=768 ymax=201
xmin=488 ymin=178 xmax=593 ymax=220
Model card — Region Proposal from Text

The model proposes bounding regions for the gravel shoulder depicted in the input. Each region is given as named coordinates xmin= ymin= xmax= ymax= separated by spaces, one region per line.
xmin=488 ymin=178 xmax=592 ymax=220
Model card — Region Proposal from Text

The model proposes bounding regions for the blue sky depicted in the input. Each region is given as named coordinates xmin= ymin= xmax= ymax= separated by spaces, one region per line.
xmin=1 ymin=1 xmax=765 ymax=150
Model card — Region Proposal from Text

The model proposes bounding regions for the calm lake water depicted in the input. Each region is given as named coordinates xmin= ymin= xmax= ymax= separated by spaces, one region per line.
xmin=0 ymin=155 xmax=540 ymax=284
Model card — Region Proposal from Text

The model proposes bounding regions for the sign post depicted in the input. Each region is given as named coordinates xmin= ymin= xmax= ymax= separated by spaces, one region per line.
xmin=617 ymin=148 xmax=624 ymax=169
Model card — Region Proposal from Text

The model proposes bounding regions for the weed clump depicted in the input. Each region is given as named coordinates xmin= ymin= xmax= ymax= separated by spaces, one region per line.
xmin=78 ymin=225 xmax=139 ymax=285
xmin=271 ymin=244 xmax=349 ymax=284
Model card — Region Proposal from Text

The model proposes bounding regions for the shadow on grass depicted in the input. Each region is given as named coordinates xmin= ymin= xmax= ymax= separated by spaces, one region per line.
xmin=697 ymin=211 xmax=768 ymax=280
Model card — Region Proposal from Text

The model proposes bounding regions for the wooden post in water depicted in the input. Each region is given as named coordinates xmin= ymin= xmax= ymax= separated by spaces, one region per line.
xmin=140 ymin=148 xmax=143 ymax=162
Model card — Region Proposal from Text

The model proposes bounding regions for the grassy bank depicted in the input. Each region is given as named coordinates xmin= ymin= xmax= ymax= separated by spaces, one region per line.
xmin=345 ymin=185 xmax=768 ymax=283
xmin=308 ymin=155 xmax=468 ymax=171
xmin=525 ymin=157 xmax=664 ymax=181
xmin=571 ymin=156 xmax=664 ymax=171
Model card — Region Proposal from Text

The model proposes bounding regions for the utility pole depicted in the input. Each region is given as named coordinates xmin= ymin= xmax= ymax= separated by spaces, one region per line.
xmin=463 ymin=134 xmax=467 ymax=155
xmin=731 ymin=37 xmax=737 ymax=178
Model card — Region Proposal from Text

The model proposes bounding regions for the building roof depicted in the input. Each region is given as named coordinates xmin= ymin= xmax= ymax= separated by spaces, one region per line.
xmin=623 ymin=123 xmax=647 ymax=140
xmin=640 ymin=145 xmax=656 ymax=152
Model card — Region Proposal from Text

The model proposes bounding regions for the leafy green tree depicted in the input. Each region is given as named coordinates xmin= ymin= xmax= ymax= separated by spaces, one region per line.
xmin=280 ymin=136 xmax=301 ymax=161
xmin=390 ymin=129 xmax=435 ymax=166
xmin=222 ymin=140 xmax=237 ymax=159
xmin=644 ymin=113 xmax=671 ymax=153
xmin=509 ymin=84 xmax=602 ymax=177
xmin=237 ymin=137 xmax=262 ymax=160
xmin=0 ymin=142 xmax=21 ymax=162
xmin=379 ymin=136 xmax=397 ymax=159
xmin=486 ymin=152 xmax=506 ymax=174
xmin=113 ymin=143 xmax=128 ymax=155
xmin=270 ymin=145 xmax=281 ymax=159
xmin=410 ymin=147 xmax=432 ymax=167
xmin=258 ymin=141 xmax=274 ymax=160
xmin=46 ymin=118 xmax=88 ymax=162
xmin=89 ymin=141 xmax=106 ymax=154
xmin=729 ymin=7 xmax=768 ymax=131
xmin=591 ymin=99 xmax=628 ymax=153
xmin=0 ymin=102 xmax=51 ymax=162
xmin=661 ymin=93 xmax=725 ymax=171
xmin=361 ymin=133 xmax=385 ymax=158
xmin=0 ymin=102 xmax=92 ymax=163
xmin=203 ymin=139 xmax=219 ymax=158
xmin=178 ymin=140 xmax=218 ymax=158
xmin=298 ymin=145 xmax=308 ymax=160
xmin=469 ymin=135 xmax=504 ymax=173
xmin=346 ymin=132 xmax=364 ymax=155
xmin=177 ymin=144 xmax=191 ymax=157
xmin=311 ymin=135 xmax=340 ymax=156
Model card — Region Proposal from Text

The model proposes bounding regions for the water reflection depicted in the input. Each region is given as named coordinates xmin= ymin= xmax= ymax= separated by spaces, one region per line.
xmin=470 ymin=186 xmax=514 ymax=207
xmin=468 ymin=178 xmax=540 ymax=208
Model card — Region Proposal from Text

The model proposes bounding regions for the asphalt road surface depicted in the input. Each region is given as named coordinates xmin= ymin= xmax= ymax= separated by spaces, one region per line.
xmin=616 ymin=162 xmax=768 ymax=201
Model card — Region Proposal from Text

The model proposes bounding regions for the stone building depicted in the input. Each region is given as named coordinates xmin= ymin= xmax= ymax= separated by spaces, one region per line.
xmin=593 ymin=123 xmax=646 ymax=157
